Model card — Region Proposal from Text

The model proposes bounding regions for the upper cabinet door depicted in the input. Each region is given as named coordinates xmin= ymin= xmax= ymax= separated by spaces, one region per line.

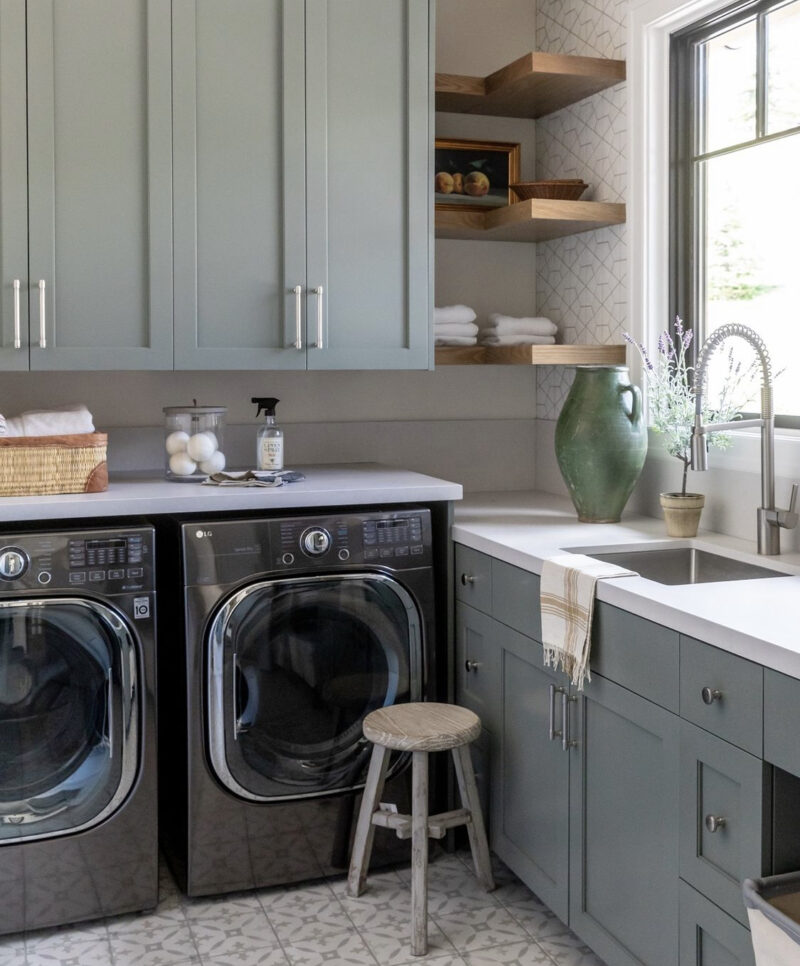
xmin=173 ymin=0 xmax=307 ymax=370
xmin=305 ymin=0 xmax=432 ymax=370
xmin=26 ymin=0 xmax=173 ymax=370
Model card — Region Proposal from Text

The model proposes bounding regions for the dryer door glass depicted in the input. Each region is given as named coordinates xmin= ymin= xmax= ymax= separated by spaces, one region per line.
xmin=207 ymin=573 xmax=422 ymax=801
xmin=0 ymin=599 xmax=140 ymax=842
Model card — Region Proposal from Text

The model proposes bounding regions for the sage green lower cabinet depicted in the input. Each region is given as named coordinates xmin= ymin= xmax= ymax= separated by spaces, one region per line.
xmin=570 ymin=673 xmax=680 ymax=966
xmin=454 ymin=602 xmax=501 ymax=736
xmin=679 ymin=881 xmax=755 ymax=966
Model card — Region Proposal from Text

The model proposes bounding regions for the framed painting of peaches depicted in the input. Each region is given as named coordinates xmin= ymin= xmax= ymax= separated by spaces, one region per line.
xmin=434 ymin=138 xmax=520 ymax=211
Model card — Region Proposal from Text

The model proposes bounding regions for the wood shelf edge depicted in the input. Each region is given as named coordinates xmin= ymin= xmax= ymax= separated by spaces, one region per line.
xmin=435 ymin=344 xmax=627 ymax=366
xmin=435 ymin=199 xmax=626 ymax=242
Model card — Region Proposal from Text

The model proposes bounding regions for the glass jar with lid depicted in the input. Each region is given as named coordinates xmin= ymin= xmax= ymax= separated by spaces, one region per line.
xmin=163 ymin=405 xmax=227 ymax=481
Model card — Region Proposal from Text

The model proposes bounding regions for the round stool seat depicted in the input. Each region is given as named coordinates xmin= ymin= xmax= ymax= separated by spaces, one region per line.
xmin=363 ymin=702 xmax=481 ymax=752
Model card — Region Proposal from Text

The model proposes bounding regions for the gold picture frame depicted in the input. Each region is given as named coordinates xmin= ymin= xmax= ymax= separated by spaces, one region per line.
xmin=434 ymin=137 xmax=521 ymax=211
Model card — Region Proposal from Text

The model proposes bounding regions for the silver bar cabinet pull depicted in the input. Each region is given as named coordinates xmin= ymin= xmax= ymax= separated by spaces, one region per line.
xmin=548 ymin=684 xmax=563 ymax=742
xmin=38 ymin=279 xmax=46 ymax=348
xmin=313 ymin=285 xmax=324 ymax=347
xmin=291 ymin=285 xmax=302 ymax=349
xmin=12 ymin=279 xmax=20 ymax=349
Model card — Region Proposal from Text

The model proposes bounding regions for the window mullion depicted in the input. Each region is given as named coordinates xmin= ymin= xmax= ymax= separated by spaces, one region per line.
xmin=756 ymin=9 xmax=768 ymax=137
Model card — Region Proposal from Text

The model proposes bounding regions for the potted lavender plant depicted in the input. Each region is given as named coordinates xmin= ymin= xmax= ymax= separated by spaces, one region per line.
xmin=626 ymin=318 xmax=755 ymax=536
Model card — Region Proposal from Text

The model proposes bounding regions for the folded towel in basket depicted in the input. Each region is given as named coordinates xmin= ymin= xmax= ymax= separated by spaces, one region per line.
xmin=486 ymin=314 xmax=558 ymax=336
xmin=0 ymin=404 xmax=95 ymax=438
xmin=540 ymin=553 xmax=637 ymax=690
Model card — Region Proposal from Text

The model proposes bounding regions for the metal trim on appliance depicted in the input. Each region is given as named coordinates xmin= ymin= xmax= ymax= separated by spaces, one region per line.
xmin=206 ymin=572 xmax=423 ymax=802
xmin=0 ymin=597 xmax=141 ymax=843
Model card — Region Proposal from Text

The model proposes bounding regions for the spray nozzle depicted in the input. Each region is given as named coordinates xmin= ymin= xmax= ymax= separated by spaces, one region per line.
xmin=252 ymin=397 xmax=279 ymax=418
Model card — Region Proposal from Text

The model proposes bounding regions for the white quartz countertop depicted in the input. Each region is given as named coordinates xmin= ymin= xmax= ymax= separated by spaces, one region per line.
xmin=0 ymin=464 xmax=462 ymax=522
xmin=454 ymin=490 xmax=800 ymax=681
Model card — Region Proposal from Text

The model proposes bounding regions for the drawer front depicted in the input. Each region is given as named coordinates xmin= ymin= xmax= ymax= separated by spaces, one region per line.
xmin=454 ymin=544 xmax=492 ymax=614
xmin=591 ymin=603 xmax=679 ymax=711
xmin=680 ymin=721 xmax=769 ymax=925
xmin=492 ymin=559 xmax=541 ymax=640
xmin=455 ymin=603 xmax=501 ymax=735
xmin=764 ymin=670 xmax=800 ymax=777
xmin=679 ymin=881 xmax=755 ymax=966
xmin=681 ymin=636 xmax=763 ymax=756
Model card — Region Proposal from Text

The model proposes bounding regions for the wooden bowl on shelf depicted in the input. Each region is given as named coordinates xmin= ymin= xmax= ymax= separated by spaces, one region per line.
xmin=510 ymin=179 xmax=588 ymax=201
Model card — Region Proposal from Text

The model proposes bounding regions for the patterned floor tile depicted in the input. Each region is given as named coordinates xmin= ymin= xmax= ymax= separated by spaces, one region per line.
xmin=435 ymin=906 xmax=532 ymax=953
xmin=281 ymin=931 xmax=378 ymax=966
xmin=356 ymin=919 xmax=456 ymax=966
xmin=199 ymin=949 xmax=289 ymax=966
xmin=108 ymin=920 xmax=198 ymax=966
xmin=460 ymin=940 xmax=554 ymax=965
xmin=536 ymin=930 xmax=607 ymax=966
xmin=506 ymin=898 xmax=574 ymax=944
xmin=184 ymin=894 xmax=265 ymax=922
xmin=188 ymin=910 xmax=280 ymax=957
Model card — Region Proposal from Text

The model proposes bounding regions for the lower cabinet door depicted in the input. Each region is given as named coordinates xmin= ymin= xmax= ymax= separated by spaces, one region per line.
xmin=680 ymin=881 xmax=756 ymax=966
xmin=569 ymin=673 xmax=680 ymax=966
xmin=494 ymin=624 xmax=570 ymax=923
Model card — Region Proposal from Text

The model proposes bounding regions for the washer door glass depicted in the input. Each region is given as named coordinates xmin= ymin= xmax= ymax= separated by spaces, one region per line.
xmin=207 ymin=574 xmax=422 ymax=801
xmin=0 ymin=599 xmax=140 ymax=842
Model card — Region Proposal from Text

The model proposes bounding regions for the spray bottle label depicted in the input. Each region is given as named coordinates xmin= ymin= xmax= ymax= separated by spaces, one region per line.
xmin=259 ymin=437 xmax=284 ymax=470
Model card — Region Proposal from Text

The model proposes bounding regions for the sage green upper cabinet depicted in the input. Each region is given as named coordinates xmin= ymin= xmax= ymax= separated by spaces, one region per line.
xmin=0 ymin=0 xmax=174 ymax=370
xmin=174 ymin=0 xmax=432 ymax=371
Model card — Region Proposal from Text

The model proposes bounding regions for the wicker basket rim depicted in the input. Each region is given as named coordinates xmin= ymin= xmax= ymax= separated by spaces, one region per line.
xmin=0 ymin=432 xmax=107 ymax=448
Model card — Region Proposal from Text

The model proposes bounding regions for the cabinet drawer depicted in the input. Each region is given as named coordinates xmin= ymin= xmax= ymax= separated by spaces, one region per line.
xmin=455 ymin=603 xmax=501 ymax=736
xmin=680 ymin=721 xmax=770 ymax=925
xmin=764 ymin=670 xmax=800 ymax=777
xmin=591 ymin=603 xmax=679 ymax=711
xmin=491 ymin=559 xmax=541 ymax=641
xmin=454 ymin=545 xmax=492 ymax=614
xmin=681 ymin=637 xmax=763 ymax=756
xmin=679 ymin=881 xmax=755 ymax=966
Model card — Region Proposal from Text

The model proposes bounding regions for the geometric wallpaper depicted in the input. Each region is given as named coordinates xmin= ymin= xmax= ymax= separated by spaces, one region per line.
xmin=534 ymin=0 xmax=629 ymax=418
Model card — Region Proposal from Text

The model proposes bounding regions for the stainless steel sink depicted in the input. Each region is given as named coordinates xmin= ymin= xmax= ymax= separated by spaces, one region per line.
xmin=584 ymin=547 xmax=792 ymax=585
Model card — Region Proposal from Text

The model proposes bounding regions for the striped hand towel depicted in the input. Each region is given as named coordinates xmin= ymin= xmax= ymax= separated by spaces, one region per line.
xmin=540 ymin=553 xmax=637 ymax=690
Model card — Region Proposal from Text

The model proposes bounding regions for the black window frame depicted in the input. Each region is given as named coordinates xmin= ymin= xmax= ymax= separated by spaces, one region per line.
xmin=670 ymin=0 xmax=800 ymax=427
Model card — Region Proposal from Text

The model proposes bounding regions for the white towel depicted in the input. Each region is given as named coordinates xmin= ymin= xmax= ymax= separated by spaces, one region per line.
xmin=540 ymin=553 xmax=637 ymax=690
xmin=434 ymin=304 xmax=477 ymax=325
xmin=479 ymin=333 xmax=556 ymax=346
xmin=0 ymin=404 xmax=95 ymax=438
xmin=486 ymin=314 xmax=558 ymax=336
xmin=434 ymin=322 xmax=479 ymax=337
xmin=435 ymin=335 xmax=478 ymax=346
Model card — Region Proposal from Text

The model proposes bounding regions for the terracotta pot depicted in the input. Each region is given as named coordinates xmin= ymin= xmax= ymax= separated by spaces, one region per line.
xmin=659 ymin=492 xmax=705 ymax=537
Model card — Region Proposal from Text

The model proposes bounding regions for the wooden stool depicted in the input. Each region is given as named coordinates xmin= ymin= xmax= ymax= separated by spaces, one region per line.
xmin=347 ymin=702 xmax=495 ymax=956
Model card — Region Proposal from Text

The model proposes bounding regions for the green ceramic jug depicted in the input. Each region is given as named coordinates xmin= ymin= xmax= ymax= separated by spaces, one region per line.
xmin=555 ymin=365 xmax=647 ymax=523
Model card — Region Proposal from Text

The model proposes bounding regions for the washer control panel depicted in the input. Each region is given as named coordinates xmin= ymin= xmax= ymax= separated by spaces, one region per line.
xmin=301 ymin=527 xmax=331 ymax=557
xmin=0 ymin=548 xmax=29 ymax=581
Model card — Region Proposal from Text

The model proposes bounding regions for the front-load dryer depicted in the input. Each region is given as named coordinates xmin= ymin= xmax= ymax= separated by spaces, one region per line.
xmin=0 ymin=525 xmax=157 ymax=935
xmin=158 ymin=507 xmax=439 ymax=896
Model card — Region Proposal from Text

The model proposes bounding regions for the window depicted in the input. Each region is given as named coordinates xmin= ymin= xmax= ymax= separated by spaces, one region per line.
xmin=671 ymin=0 xmax=800 ymax=421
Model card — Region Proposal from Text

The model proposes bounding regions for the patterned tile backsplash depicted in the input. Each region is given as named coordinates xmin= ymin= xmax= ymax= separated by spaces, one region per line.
xmin=534 ymin=0 xmax=629 ymax=420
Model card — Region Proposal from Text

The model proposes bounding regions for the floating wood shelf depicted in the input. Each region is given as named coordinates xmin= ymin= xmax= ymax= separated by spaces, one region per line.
xmin=435 ymin=344 xmax=627 ymax=366
xmin=436 ymin=198 xmax=626 ymax=243
xmin=436 ymin=51 xmax=626 ymax=119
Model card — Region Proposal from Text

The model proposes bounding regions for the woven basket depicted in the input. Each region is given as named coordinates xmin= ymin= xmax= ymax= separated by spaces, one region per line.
xmin=0 ymin=433 xmax=108 ymax=497
xmin=511 ymin=180 xmax=588 ymax=201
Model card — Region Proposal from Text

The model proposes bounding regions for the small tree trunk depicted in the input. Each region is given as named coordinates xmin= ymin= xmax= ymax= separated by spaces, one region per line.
xmin=681 ymin=457 xmax=689 ymax=497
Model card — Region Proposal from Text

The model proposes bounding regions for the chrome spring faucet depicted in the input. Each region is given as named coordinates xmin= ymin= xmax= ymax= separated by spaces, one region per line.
xmin=690 ymin=323 xmax=798 ymax=555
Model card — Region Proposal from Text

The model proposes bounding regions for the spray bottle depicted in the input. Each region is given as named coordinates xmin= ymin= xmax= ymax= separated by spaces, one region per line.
xmin=252 ymin=397 xmax=284 ymax=471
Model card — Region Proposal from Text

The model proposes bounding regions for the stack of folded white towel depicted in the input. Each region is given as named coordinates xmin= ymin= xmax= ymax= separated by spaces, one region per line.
xmin=479 ymin=314 xmax=558 ymax=346
xmin=434 ymin=305 xmax=479 ymax=346
xmin=0 ymin=404 xmax=95 ymax=437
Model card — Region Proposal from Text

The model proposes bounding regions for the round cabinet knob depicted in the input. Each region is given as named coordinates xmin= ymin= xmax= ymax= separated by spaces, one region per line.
xmin=301 ymin=528 xmax=331 ymax=556
xmin=460 ymin=573 xmax=475 ymax=586
xmin=705 ymin=814 xmax=727 ymax=833
xmin=701 ymin=687 xmax=723 ymax=705
xmin=464 ymin=659 xmax=482 ymax=673
xmin=0 ymin=547 xmax=29 ymax=581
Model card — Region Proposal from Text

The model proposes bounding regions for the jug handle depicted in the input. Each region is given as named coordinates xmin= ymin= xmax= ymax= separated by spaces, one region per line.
xmin=619 ymin=383 xmax=642 ymax=423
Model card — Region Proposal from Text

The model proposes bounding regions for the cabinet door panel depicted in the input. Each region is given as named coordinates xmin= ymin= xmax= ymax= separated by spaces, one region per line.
xmin=764 ymin=670 xmax=800 ymax=778
xmin=454 ymin=603 xmax=501 ymax=736
xmin=0 ymin=0 xmax=28 ymax=370
xmin=173 ymin=0 xmax=306 ymax=369
xmin=492 ymin=559 xmax=541 ymax=641
xmin=454 ymin=544 xmax=492 ymax=614
xmin=305 ymin=0 xmax=431 ymax=370
xmin=679 ymin=881 xmax=755 ymax=966
xmin=496 ymin=626 xmax=569 ymax=922
xmin=570 ymin=673 xmax=679 ymax=966
xmin=27 ymin=0 xmax=173 ymax=369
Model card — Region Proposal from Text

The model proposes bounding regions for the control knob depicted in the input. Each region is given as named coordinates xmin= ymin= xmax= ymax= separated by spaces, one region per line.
xmin=301 ymin=527 xmax=331 ymax=556
xmin=0 ymin=547 xmax=29 ymax=580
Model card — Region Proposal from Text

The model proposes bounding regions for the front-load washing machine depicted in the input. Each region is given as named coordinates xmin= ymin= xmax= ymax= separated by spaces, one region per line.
xmin=158 ymin=507 xmax=439 ymax=896
xmin=0 ymin=525 xmax=157 ymax=935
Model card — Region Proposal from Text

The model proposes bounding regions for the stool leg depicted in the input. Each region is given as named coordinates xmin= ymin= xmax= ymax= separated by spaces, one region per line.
xmin=452 ymin=743 xmax=495 ymax=892
xmin=347 ymin=744 xmax=390 ymax=897
xmin=411 ymin=750 xmax=429 ymax=956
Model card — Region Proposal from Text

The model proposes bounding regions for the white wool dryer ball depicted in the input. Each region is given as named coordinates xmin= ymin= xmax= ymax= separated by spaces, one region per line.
xmin=199 ymin=451 xmax=226 ymax=475
xmin=186 ymin=432 xmax=216 ymax=462
xmin=202 ymin=431 xmax=219 ymax=451
xmin=165 ymin=430 xmax=190 ymax=455
xmin=169 ymin=452 xmax=198 ymax=476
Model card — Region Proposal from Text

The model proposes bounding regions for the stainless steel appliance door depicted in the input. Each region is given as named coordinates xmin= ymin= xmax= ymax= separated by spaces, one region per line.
xmin=207 ymin=573 xmax=423 ymax=801
xmin=0 ymin=598 xmax=140 ymax=842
